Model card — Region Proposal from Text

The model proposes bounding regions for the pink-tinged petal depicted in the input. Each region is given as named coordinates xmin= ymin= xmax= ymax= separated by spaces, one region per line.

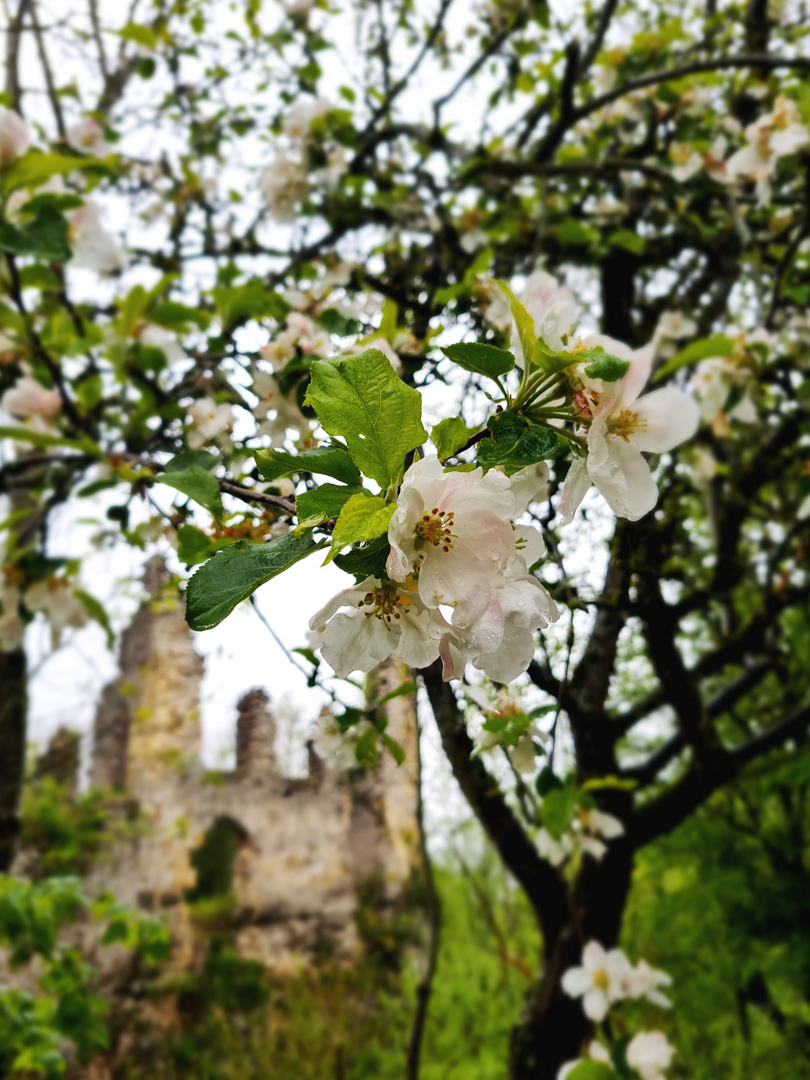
xmin=582 ymin=989 xmax=609 ymax=1023
xmin=561 ymin=967 xmax=592 ymax=998
xmin=587 ymin=419 xmax=658 ymax=521
xmin=439 ymin=634 xmax=468 ymax=681
xmin=476 ymin=624 xmax=536 ymax=684
xmin=556 ymin=456 xmax=591 ymax=526
xmin=394 ymin=606 xmax=442 ymax=669
xmin=630 ymin=387 xmax=699 ymax=453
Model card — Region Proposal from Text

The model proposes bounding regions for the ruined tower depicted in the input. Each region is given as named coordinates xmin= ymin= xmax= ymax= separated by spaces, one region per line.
xmin=78 ymin=561 xmax=424 ymax=970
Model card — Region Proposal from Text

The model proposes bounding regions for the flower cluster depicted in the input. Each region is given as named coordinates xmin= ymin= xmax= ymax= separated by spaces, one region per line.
xmin=0 ymin=569 xmax=88 ymax=652
xmin=508 ymin=272 xmax=700 ymax=524
xmin=260 ymin=97 xmax=346 ymax=222
xmin=535 ymin=807 xmax=624 ymax=867
xmin=309 ymin=457 xmax=558 ymax=682
xmin=559 ymin=941 xmax=675 ymax=1080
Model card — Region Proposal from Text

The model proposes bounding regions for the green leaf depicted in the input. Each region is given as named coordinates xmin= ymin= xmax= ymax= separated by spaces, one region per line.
xmin=304 ymin=349 xmax=427 ymax=488
xmin=316 ymin=308 xmax=358 ymax=337
xmin=496 ymin=281 xmax=536 ymax=366
xmin=149 ymin=300 xmax=210 ymax=330
xmin=564 ymin=1064 xmax=616 ymax=1080
xmin=541 ymin=786 xmax=578 ymax=840
xmin=75 ymin=590 xmax=114 ymax=649
xmin=333 ymin=535 xmax=390 ymax=581
xmin=0 ymin=425 xmax=104 ymax=458
xmin=1 ymin=151 xmax=114 ymax=193
xmin=211 ymin=279 xmax=290 ymax=330
xmin=654 ymin=334 xmax=735 ymax=382
xmin=166 ymin=450 xmax=219 ymax=473
xmin=583 ymin=354 xmax=631 ymax=383
xmin=176 ymin=524 xmax=235 ymax=568
xmin=295 ymin=483 xmax=365 ymax=527
xmin=254 ymin=445 xmax=362 ymax=486
xmin=156 ymin=465 xmax=223 ymax=524
xmin=186 ymin=533 xmax=319 ymax=631
xmin=431 ymin=416 xmax=479 ymax=461
xmin=118 ymin=21 xmax=157 ymax=48
xmin=355 ymin=729 xmax=378 ymax=769
xmin=607 ymin=228 xmax=646 ymax=256
xmin=0 ymin=205 xmax=71 ymax=262
xmin=477 ymin=413 xmax=559 ymax=474
xmin=381 ymin=733 xmax=405 ymax=766
xmin=376 ymin=681 xmax=418 ymax=707
xmin=327 ymin=492 xmax=396 ymax=563
xmin=75 ymin=373 xmax=103 ymax=410
xmin=439 ymin=342 xmax=515 ymax=379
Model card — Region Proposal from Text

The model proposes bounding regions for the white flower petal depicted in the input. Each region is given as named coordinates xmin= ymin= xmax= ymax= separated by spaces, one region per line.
xmin=629 ymin=387 xmax=699 ymax=453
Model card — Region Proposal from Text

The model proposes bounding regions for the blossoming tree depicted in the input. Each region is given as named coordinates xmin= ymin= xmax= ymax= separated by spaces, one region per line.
xmin=1 ymin=0 xmax=809 ymax=1077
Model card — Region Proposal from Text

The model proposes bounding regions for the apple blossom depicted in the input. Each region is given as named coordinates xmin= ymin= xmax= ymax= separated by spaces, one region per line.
xmin=68 ymin=200 xmax=126 ymax=274
xmin=1 ymin=376 xmax=61 ymax=421
xmin=515 ymin=270 xmax=577 ymax=358
xmin=259 ymin=155 xmax=309 ymax=222
xmin=561 ymin=941 xmax=635 ymax=1022
xmin=24 ymin=578 xmax=88 ymax=645
xmin=0 ymin=105 xmax=30 ymax=166
xmin=187 ymin=397 xmax=234 ymax=450
xmin=66 ymin=117 xmax=111 ymax=156
xmin=536 ymin=828 xmax=573 ymax=867
xmin=630 ymin=960 xmax=672 ymax=1009
xmin=387 ymin=455 xmax=517 ymax=627
xmin=560 ymin=343 xmax=699 ymax=522
xmin=651 ymin=311 xmax=697 ymax=359
xmin=312 ymin=710 xmax=374 ymax=770
xmin=692 ymin=355 xmax=758 ymax=436
xmin=626 ymin=1032 xmax=675 ymax=1080
xmin=283 ymin=97 xmax=332 ymax=141
xmin=308 ymin=576 xmax=441 ymax=678
xmin=724 ymin=94 xmax=809 ymax=204
xmin=252 ymin=372 xmax=311 ymax=443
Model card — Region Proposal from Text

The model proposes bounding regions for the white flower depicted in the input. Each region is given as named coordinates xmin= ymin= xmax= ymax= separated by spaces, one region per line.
xmin=284 ymin=0 xmax=316 ymax=15
xmin=579 ymin=807 xmax=624 ymax=840
xmin=68 ymin=200 xmax=125 ymax=273
xmin=139 ymin=324 xmax=185 ymax=364
xmin=651 ymin=311 xmax=697 ymax=359
xmin=387 ymin=455 xmax=517 ymax=628
xmin=441 ymin=571 xmax=558 ymax=683
xmin=626 ymin=1032 xmax=675 ymax=1080
xmin=308 ymin=576 xmax=441 ymax=678
xmin=561 ymin=941 xmax=635 ymax=1022
xmin=2 ymin=376 xmax=61 ymax=421
xmin=669 ymin=143 xmax=704 ymax=183
xmin=66 ymin=117 xmax=111 ymax=156
xmin=0 ymin=106 xmax=30 ymax=167
xmin=692 ymin=353 xmax=758 ymax=435
xmin=284 ymin=97 xmax=331 ymax=141
xmin=312 ymin=711 xmax=374 ymax=770
xmin=24 ymin=578 xmax=88 ymax=645
xmin=260 ymin=330 xmax=299 ymax=370
xmin=630 ymin=960 xmax=673 ymax=1009
xmin=516 ymin=271 xmax=578 ymax=358
xmin=724 ymin=95 xmax=809 ymax=204
xmin=252 ymin=371 xmax=310 ymax=442
xmin=260 ymin=155 xmax=309 ymax=222
xmin=561 ymin=344 xmax=699 ymax=522
xmin=0 ymin=583 xmax=25 ymax=651
xmin=536 ymin=828 xmax=573 ymax=867
xmin=287 ymin=312 xmax=331 ymax=356
xmin=187 ymin=397 xmax=234 ymax=449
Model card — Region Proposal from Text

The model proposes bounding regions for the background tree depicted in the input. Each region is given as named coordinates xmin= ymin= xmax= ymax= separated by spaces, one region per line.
xmin=1 ymin=1 xmax=809 ymax=1078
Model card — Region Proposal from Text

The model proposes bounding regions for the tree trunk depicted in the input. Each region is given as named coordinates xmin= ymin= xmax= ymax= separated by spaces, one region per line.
xmin=0 ymin=647 xmax=27 ymax=872
xmin=509 ymin=843 xmax=635 ymax=1079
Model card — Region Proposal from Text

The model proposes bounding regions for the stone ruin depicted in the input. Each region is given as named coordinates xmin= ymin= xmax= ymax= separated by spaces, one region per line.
xmin=21 ymin=558 xmax=425 ymax=972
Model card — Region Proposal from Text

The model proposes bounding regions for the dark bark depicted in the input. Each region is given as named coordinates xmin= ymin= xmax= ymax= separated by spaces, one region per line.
xmin=0 ymin=648 xmax=27 ymax=873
